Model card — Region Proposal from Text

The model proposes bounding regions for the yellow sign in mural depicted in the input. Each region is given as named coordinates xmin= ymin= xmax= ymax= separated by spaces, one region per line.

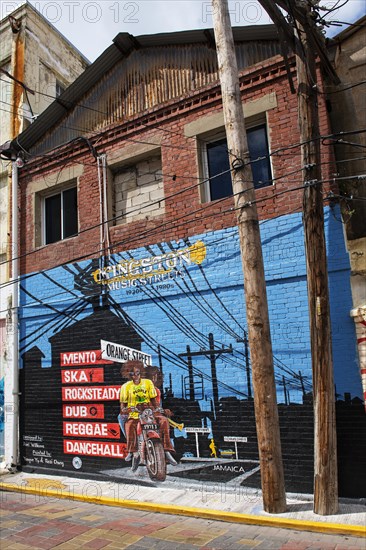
xmin=92 ymin=241 xmax=206 ymax=290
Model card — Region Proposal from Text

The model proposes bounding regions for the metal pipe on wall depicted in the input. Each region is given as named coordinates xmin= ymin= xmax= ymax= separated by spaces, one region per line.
xmin=10 ymin=159 xmax=19 ymax=468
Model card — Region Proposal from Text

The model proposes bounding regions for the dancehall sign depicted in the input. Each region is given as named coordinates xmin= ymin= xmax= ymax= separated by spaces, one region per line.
xmin=60 ymin=349 xmax=125 ymax=459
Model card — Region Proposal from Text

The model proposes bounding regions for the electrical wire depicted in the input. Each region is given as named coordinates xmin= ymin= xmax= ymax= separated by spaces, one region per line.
xmin=2 ymin=125 xmax=365 ymax=269
xmin=0 ymin=166 xmax=362 ymax=291
xmin=11 ymin=199 xmax=330 ymax=390
xmin=16 ymin=215 xmax=314 ymax=389
xmin=321 ymin=80 xmax=366 ymax=94
xmin=327 ymin=20 xmax=366 ymax=28
xmin=0 ymin=185 xmax=344 ymax=299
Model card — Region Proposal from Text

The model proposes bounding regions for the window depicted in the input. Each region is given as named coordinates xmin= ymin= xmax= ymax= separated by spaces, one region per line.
xmin=55 ymin=80 xmax=65 ymax=98
xmin=44 ymin=187 xmax=78 ymax=244
xmin=113 ymin=153 xmax=164 ymax=224
xmin=204 ymin=124 xmax=272 ymax=201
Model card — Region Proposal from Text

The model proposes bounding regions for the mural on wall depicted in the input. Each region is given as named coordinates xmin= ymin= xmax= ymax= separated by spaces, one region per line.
xmin=0 ymin=377 xmax=3 ymax=459
xmin=19 ymin=208 xmax=364 ymax=496
xmin=0 ymin=319 xmax=5 ymax=460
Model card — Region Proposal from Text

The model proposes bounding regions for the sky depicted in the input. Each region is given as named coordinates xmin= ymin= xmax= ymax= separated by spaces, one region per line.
xmin=1 ymin=0 xmax=365 ymax=62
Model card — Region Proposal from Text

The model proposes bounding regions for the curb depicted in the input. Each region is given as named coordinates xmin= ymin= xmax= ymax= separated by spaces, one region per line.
xmin=1 ymin=481 xmax=365 ymax=539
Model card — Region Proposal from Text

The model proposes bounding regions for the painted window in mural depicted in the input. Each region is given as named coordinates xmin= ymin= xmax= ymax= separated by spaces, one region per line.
xmin=205 ymin=124 xmax=272 ymax=201
xmin=44 ymin=186 xmax=78 ymax=244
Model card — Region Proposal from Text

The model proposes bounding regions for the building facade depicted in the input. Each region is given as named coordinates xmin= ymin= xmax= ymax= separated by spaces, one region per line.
xmin=327 ymin=17 xmax=366 ymax=406
xmin=0 ymin=1 xmax=89 ymax=466
xmin=6 ymin=26 xmax=365 ymax=497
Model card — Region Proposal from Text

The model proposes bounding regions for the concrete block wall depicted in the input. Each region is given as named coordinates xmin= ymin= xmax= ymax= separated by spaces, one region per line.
xmin=114 ymin=154 xmax=164 ymax=223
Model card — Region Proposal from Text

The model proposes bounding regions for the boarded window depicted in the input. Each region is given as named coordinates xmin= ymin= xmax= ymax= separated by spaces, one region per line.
xmin=113 ymin=154 xmax=164 ymax=224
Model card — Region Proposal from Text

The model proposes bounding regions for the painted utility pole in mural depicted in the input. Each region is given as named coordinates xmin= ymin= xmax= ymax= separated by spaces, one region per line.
xmin=179 ymin=333 xmax=233 ymax=417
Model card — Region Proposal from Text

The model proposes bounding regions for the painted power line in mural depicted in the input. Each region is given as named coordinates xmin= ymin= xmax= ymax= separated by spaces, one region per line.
xmin=18 ymin=218 xmax=362 ymax=492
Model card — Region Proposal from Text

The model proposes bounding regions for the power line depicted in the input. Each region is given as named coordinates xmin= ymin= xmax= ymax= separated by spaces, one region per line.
xmin=1 ymin=164 xmax=362 ymax=291
xmin=2 ymin=125 xmax=365 ymax=270
xmin=8 ymin=199 xmax=329 ymax=388
xmin=0 ymin=185 xmax=343 ymax=299
xmin=321 ymin=80 xmax=366 ymax=94
xmin=4 ymin=68 xmax=364 ymax=165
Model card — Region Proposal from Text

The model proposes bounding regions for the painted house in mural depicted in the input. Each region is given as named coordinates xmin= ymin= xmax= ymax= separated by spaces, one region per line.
xmin=7 ymin=24 xmax=365 ymax=496
xmin=0 ymin=1 xmax=89 ymax=465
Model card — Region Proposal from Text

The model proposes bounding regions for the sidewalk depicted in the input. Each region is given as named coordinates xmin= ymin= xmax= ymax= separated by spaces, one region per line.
xmin=1 ymin=470 xmax=365 ymax=539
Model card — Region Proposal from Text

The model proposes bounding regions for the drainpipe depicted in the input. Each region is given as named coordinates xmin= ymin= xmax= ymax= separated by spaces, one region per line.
xmin=0 ymin=142 xmax=22 ymax=471
xmin=350 ymin=305 xmax=366 ymax=410
xmin=11 ymin=158 xmax=19 ymax=468
xmin=101 ymin=154 xmax=110 ymax=258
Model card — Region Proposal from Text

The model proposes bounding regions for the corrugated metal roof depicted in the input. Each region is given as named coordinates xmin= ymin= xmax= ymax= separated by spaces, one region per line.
xmin=114 ymin=25 xmax=279 ymax=48
xmin=12 ymin=24 xmax=280 ymax=156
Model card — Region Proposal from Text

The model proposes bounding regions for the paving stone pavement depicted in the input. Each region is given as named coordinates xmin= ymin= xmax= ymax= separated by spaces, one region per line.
xmin=1 ymin=492 xmax=365 ymax=550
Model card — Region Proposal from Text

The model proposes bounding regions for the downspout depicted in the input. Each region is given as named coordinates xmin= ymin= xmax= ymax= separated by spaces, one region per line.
xmin=97 ymin=154 xmax=111 ymax=308
xmin=350 ymin=305 xmax=366 ymax=410
xmin=101 ymin=154 xmax=110 ymax=259
xmin=5 ymin=14 xmax=24 ymax=471
xmin=8 ymin=158 xmax=20 ymax=470
xmin=97 ymin=156 xmax=104 ymax=251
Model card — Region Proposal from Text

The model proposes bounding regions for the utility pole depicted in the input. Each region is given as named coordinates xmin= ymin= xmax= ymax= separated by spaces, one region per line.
xmin=298 ymin=371 xmax=306 ymax=401
xmin=179 ymin=333 xmax=232 ymax=417
xmin=157 ymin=343 xmax=164 ymax=379
xmin=237 ymin=331 xmax=252 ymax=399
xmin=211 ymin=0 xmax=286 ymax=513
xmin=294 ymin=2 xmax=338 ymax=515
xmin=282 ymin=376 xmax=288 ymax=406
xmin=184 ymin=345 xmax=195 ymax=400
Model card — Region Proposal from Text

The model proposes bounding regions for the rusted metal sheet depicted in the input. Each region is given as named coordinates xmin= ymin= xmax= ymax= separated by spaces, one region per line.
xmin=11 ymin=29 xmax=25 ymax=138
xmin=32 ymin=40 xmax=281 ymax=154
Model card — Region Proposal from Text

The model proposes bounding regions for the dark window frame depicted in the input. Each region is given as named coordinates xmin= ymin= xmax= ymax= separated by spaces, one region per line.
xmin=43 ymin=185 xmax=78 ymax=245
xmin=202 ymin=122 xmax=272 ymax=202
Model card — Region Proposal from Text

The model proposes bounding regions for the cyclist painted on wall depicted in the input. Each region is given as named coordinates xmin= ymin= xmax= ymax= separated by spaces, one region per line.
xmin=119 ymin=360 xmax=176 ymax=471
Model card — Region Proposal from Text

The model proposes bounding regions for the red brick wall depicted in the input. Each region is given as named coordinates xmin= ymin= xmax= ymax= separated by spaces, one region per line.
xmin=19 ymin=57 xmax=335 ymax=275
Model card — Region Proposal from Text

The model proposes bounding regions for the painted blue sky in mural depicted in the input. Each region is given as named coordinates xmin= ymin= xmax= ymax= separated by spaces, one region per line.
xmin=19 ymin=207 xmax=361 ymax=403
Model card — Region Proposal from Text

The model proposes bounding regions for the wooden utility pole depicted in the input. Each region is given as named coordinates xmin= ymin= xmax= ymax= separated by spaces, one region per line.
xmin=294 ymin=3 xmax=338 ymax=515
xmin=211 ymin=0 xmax=286 ymax=513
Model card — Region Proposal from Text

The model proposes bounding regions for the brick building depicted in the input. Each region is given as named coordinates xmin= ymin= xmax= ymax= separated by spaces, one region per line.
xmin=6 ymin=26 xmax=364 ymax=496
xmin=326 ymin=16 xmax=366 ymax=407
